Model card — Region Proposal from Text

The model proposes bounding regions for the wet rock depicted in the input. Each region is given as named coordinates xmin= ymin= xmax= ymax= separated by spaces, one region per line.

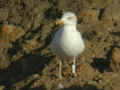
xmin=110 ymin=47 xmax=120 ymax=72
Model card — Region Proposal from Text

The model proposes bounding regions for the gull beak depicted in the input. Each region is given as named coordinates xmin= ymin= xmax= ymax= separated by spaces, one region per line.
xmin=55 ymin=19 xmax=63 ymax=26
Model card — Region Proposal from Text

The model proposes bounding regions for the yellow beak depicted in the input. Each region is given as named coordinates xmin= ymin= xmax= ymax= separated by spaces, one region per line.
xmin=55 ymin=19 xmax=63 ymax=26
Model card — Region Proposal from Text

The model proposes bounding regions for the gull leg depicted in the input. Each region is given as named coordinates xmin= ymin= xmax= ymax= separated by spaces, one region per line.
xmin=72 ymin=57 xmax=77 ymax=76
xmin=59 ymin=60 xmax=62 ymax=80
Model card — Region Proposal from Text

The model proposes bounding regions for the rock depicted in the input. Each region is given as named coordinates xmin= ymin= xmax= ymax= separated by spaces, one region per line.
xmin=12 ymin=74 xmax=40 ymax=89
xmin=101 ymin=3 xmax=120 ymax=22
xmin=79 ymin=9 xmax=99 ymax=24
xmin=0 ymin=50 xmax=10 ymax=69
xmin=110 ymin=47 xmax=120 ymax=72
xmin=72 ymin=63 xmax=99 ymax=86
xmin=1 ymin=24 xmax=25 ymax=42
xmin=101 ymin=8 xmax=113 ymax=23
xmin=21 ymin=35 xmax=40 ymax=53
xmin=63 ymin=66 xmax=71 ymax=77
xmin=0 ymin=24 xmax=25 ymax=48
xmin=30 ymin=79 xmax=41 ymax=88
xmin=0 ymin=36 xmax=9 ymax=48
xmin=0 ymin=85 xmax=5 ymax=90
xmin=0 ymin=8 xmax=8 ymax=22
xmin=76 ymin=63 xmax=98 ymax=79
xmin=101 ymin=72 xmax=120 ymax=90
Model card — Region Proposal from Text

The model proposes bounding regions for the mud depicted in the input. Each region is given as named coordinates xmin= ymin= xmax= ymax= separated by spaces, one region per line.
xmin=0 ymin=0 xmax=120 ymax=90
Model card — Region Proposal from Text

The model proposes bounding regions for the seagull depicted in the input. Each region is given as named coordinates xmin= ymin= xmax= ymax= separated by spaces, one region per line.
xmin=50 ymin=12 xmax=85 ymax=79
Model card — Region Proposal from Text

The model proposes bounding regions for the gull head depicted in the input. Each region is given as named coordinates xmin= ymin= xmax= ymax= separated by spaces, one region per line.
xmin=56 ymin=12 xmax=77 ymax=26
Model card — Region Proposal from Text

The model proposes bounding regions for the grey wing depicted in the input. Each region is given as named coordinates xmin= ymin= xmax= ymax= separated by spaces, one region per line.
xmin=50 ymin=30 xmax=60 ymax=51
xmin=50 ymin=29 xmax=63 ymax=54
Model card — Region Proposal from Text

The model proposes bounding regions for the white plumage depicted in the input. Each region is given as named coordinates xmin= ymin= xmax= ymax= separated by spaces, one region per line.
xmin=50 ymin=12 xmax=85 ymax=79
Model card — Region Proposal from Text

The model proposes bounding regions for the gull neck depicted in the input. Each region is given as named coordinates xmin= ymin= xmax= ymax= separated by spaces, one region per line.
xmin=63 ymin=24 xmax=77 ymax=31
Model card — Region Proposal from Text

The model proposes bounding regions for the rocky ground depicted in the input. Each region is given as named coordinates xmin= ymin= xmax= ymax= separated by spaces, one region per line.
xmin=0 ymin=0 xmax=120 ymax=90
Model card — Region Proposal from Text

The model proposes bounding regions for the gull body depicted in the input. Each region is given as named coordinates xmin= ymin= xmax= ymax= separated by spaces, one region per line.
xmin=51 ymin=24 xmax=84 ymax=59
xmin=51 ymin=12 xmax=85 ymax=79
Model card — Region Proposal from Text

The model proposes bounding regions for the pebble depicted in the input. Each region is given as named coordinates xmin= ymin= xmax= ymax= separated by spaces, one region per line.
xmin=110 ymin=47 xmax=120 ymax=71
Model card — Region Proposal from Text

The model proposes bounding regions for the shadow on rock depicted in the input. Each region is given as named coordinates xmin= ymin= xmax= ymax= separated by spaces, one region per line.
xmin=91 ymin=58 xmax=110 ymax=73
xmin=22 ymin=85 xmax=46 ymax=90
xmin=61 ymin=84 xmax=100 ymax=90
xmin=110 ymin=32 xmax=120 ymax=37
xmin=0 ymin=50 xmax=54 ymax=88
xmin=91 ymin=45 xmax=120 ymax=73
